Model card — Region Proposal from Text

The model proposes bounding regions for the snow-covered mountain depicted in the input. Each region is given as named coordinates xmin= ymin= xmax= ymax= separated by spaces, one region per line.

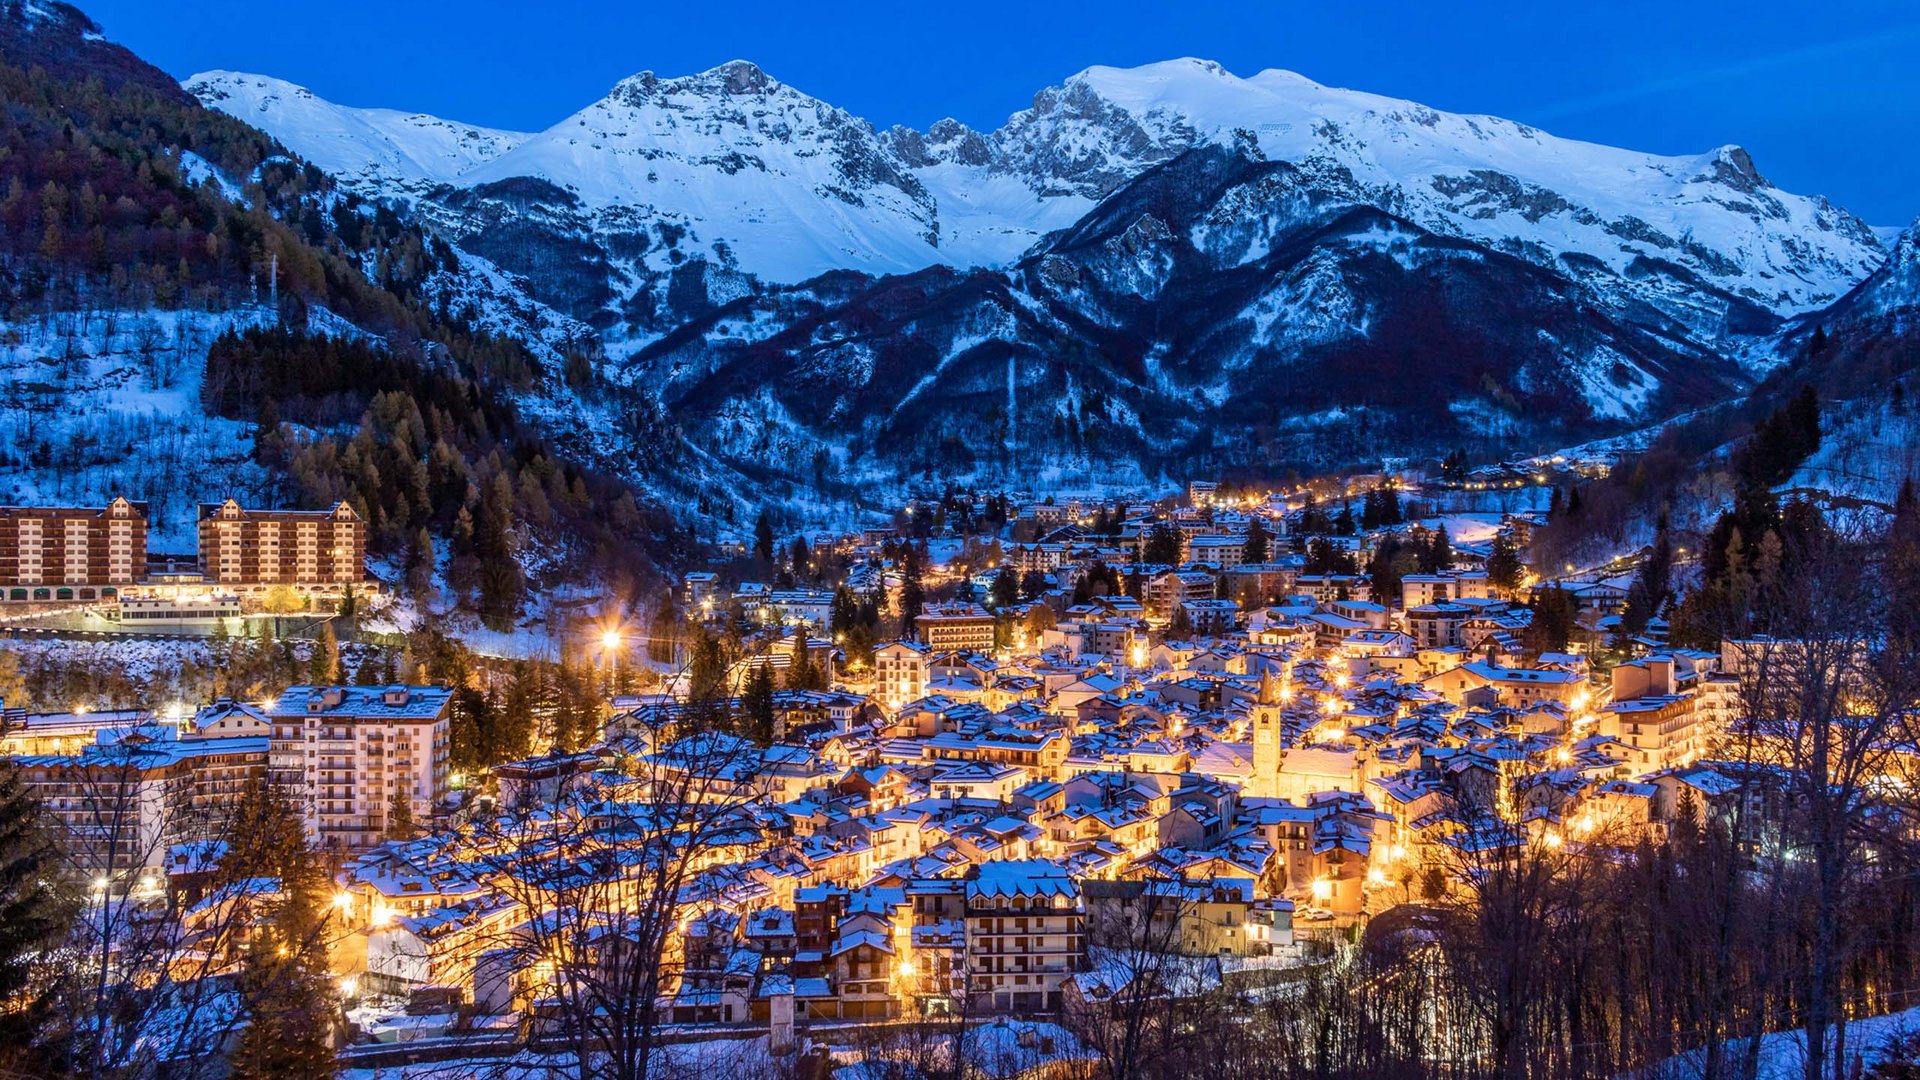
xmin=185 ymin=72 xmax=529 ymax=194
xmin=190 ymin=58 xmax=1884 ymax=347
xmin=179 ymin=55 xmax=1902 ymax=498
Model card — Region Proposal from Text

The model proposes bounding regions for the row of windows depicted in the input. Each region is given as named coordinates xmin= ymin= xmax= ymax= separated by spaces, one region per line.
xmin=3 ymin=586 xmax=118 ymax=601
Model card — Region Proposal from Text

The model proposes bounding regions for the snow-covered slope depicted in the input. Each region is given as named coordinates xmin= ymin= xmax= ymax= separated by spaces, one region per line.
xmin=991 ymin=60 xmax=1880 ymax=317
xmin=188 ymin=58 xmax=1884 ymax=330
xmin=185 ymin=71 xmax=528 ymax=193
xmin=458 ymin=61 xmax=948 ymax=282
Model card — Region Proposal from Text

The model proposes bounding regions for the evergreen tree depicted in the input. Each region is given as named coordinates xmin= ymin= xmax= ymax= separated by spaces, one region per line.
xmin=309 ymin=623 xmax=341 ymax=685
xmin=1526 ymin=587 xmax=1579 ymax=655
xmin=1143 ymin=523 xmax=1182 ymax=566
xmin=785 ymin=632 xmax=817 ymax=692
xmin=227 ymin=779 xmax=337 ymax=1080
xmin=0 ymin=761 xmax=69 ymax=1062
xmin=830 ymin=586 xmax=861 ymax=636
xmin=990 ymin=567 xmax=1018 ymax=609
xmin=384 ymin=785 xmax=416 ymax=841
xmin=685 ymin=632 xmax=729 ymax=730
xmin=1367 ymin=535 xmax=1410 ymax=604
xmin=1620 ymin=510 xmax=1675 ymax=641
xmin=1423 ymin=524 xmax=1453 ymax=574
xmin=754 ymin=510 xmax=776 ymax=566
xmin=898 ymin=543 xmax=926 ymax=628
xmin=1243 ymin=516 xmax=1271 ymax=564
xmin=1486 ymin=533 xmax=1525 ymax=595
xmin=742 ymin=663 xmax=776 ymax=747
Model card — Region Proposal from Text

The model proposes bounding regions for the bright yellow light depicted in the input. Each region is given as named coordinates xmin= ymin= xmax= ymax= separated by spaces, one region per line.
xmin=1366 ymin=868 xmax=1387 ymax=886
xmin=1570 ymin=690 xmax=1591 ymax=712
xmin=370 ymin=901 xmax=394 ymax=928
xmin=1554 ymin=747 xmax=1572 ymax=765
xmin=1321 ymin=726 xmax=1345 ymax=742
xmin=332 ymin=892 xmax=353 ymax=911
xmin=338 ymin=976 xmax=359 ymax=997
xmin=898 ymin=958 xmax=916 ymax=977
xmin=260 ymin=697 xmax=276 ymax=711
xmin=1310 ymin=879 xmax=1333 ymax=901
xmin=1388 ymin=843 xmax=1408 ymax=863
xmin=1322 ymin=697 xmax=1344 ymax=716
xmin=601 ymin=629 xmax=623 ymax=651
xmin=92 ymin=875 xmax=109 ymax=891
xmin=1543 ymin=830 xmax=1564 ymax=849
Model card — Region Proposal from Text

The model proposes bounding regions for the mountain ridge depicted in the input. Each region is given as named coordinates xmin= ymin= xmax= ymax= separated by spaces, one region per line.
xmin=186 ymin=58 xmax=1884 ymax=335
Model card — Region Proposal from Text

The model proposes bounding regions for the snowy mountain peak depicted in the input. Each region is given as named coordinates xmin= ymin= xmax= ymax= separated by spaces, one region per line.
xmin=184 ymin=70 xmax=528 ymax=190
xmin=609 ymin=58 xmax=782 ymax=105
xmin=1690 ymin=144 xmax=1768 ymax=192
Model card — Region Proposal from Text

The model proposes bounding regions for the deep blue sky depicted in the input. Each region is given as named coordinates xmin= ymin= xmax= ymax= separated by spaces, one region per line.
xmin=82 ymin=0 xmax=1920 ymax=226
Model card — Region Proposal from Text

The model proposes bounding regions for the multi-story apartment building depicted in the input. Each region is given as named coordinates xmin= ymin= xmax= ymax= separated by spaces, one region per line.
xmin=0 ymin=496 xmax=146 ymax=602
xmin=11 ymin=729 xmax=267 ymax=880
xmin=1144 ymin=569 xmax=1215 ymax=621
xmin=267 ymin=685 xmax=452 ymax=851
xmin=874 ymin=641 xmax=931 ymax=713
xmin=965 ymin=860 xmax=1084 ymax=1014
xmin=1184 ymin=533 xmax=1247 ymax=569
xmin=197 ymin=499 xmax=367 ymax=597
xmin=916 ymin=601 xmax=997 ymax=653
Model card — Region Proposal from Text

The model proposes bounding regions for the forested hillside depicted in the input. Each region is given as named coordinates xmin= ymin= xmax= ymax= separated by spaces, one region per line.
xmin=0 ymin=0 xmax=690 ymax=626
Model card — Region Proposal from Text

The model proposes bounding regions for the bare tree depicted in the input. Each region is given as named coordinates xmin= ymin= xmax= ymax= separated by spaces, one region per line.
xmin=1731 ymin=526 xmax=1911 ymax=1080
xmin=1068 ymin=875 xmax=1216 ymax=1080
xmin=456 ymin=723 xmax=778 ymax=1080
xmin=18 ymin=727 xmax=345 ymax=1078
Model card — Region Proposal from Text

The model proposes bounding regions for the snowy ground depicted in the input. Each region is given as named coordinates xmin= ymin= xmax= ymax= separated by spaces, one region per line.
xmin=0 ymin=306 xmax=283 ymax=549
xmin=1645 ymin=1005 xmax=1920 ymax=1079
xmin=1789 ymin=396 xmax=1920 ymax=509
